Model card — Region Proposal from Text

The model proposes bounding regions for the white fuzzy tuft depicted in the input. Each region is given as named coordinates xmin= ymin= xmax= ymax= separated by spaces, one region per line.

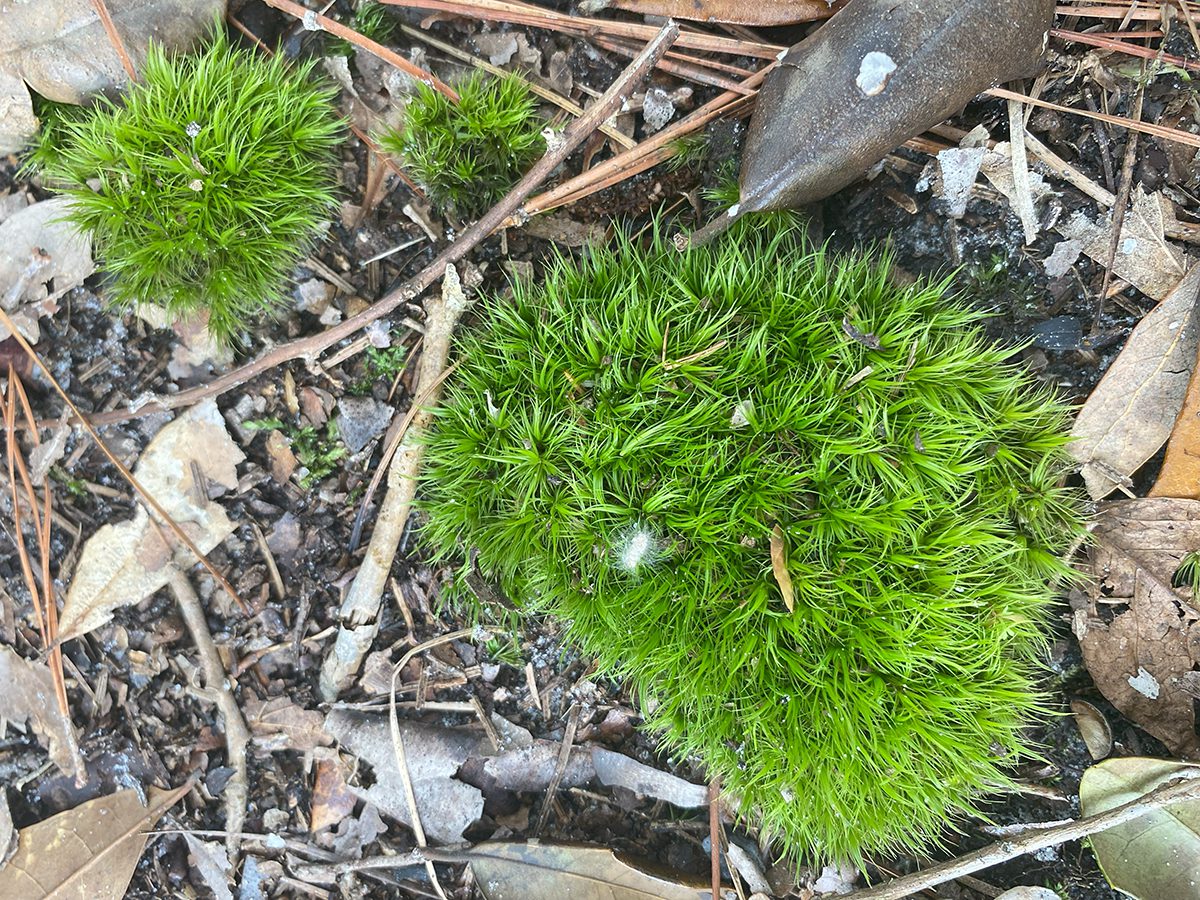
xmin=615 ymin=524 xmax=659 ymax=575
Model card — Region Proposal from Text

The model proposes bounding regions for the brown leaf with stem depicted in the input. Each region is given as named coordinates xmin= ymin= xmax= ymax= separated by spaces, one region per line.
xmin=770 ymin=524 xmax=795 ymax=613
xmin=0 ymin=784 xmax=189 ymax=899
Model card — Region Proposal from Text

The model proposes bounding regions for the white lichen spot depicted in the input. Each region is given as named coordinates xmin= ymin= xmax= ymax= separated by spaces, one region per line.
xmin=727 ymin=203 xmax=741 ymax=218
xmin=188 ymin=178 xmax=204 ymax=192
xmin=1121 ymin=237 xmax=1138 ymax=254
xmin=301 ymin=10 xmax=322 ymax=30
xmin=186 ymin=121 xmax=202 ymax=139
xmin=856 ymin=51 xmax=897 ymax=97
xmin=1127 ymin=666 xmax=1160 ymax=699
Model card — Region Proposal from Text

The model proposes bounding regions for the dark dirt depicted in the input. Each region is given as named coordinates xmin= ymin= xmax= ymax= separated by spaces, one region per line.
xmin=1 ymin=2 xmax=1197 ymax=899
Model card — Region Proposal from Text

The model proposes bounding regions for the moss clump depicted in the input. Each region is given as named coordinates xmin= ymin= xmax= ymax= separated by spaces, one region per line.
xmin=33 ymin=30 xmax=344 ymax=344
xmin=421 ymin=216 xmax=1085 ymax=863
xmin=379 ymin=71 xmax=544 ymax=218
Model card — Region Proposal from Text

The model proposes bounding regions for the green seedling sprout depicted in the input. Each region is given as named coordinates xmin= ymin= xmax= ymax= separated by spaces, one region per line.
xmin=30 ymin=29 xmax=344 ymax=345
xmin=421 ymin=215 xmax=1087 ymax=864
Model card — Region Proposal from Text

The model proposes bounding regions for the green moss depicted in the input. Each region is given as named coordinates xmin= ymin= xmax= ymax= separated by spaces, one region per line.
xmin=379 ymin=71 xmax=544 ymax=218
xmin=328 ymin=2 xmax=398 ymax=57
xmin=32 ymin=29 xmax=344 ymax=345
xmin=420 ymin=216 xmax=1086 ymax=863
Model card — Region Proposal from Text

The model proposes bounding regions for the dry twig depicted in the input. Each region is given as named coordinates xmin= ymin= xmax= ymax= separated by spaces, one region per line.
xmin=166 ymin=567 xmax=251 ymax=863
xmin=845 ymin=772 xmax=1200 ymax=900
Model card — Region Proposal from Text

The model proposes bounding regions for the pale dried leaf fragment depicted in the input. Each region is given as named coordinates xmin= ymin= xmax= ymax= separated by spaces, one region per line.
xmin=59 ymin=399 xmax=244 ymax=640
xmin=1070 ymin=266 xmax=1200 ymax=499
xmin=0 ymin=784 xmax=188 ymax=900
xmin=182 ymin=833 xmax=233 ymax=900
xmin=1078 ymin=498 xmax=1200 ymax=756
xmin=1058 ymin=188 xmax=1190 ymax=302
xmin=0 ymin=197 xmax=94 ymax=343
xmin=323 ymin=710 xmax=486 ymax=844
xmin=770 ymin=523 xmax=795 ymax=612
xmin=1070 ymin=699 xmax=1113 ymax=761
xmin=244 ymin=697 xmax=332 ymax=754
xmin=0 ymin=645 xmax=84 ymax=780
xmin=0 ymin=0 xmax=224 ymax=153
xmin=466 ymin=842 xmax=708 ymax=900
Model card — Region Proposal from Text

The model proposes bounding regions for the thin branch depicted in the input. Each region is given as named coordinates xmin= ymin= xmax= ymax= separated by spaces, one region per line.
xmin=261 ymin=0 xmax=459 ymax=100
xmin=89 ymin=0 xmax=137 ymax=81
xmin=845 ymin=772 xmax=1200 ymax=900
xmin=166 ymin=567 xmax=252 ymax=863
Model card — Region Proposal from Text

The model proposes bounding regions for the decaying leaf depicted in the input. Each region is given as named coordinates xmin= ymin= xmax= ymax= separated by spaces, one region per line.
xmin=579 ymin=0 xmax=845 ymax=26
xmin=770 ymin=523 xmax=794 ymax=613
xmin=0 ymin=645 xmax=84 ymax=781
xmin=0 ymin=0 xmax=224 ymax=154
xmin=466 ymin=842 xmax=708 ymax=900
xmin=738 ymin=0 xmax=1055 ymax=211
xmin=591 ymin=749 xmax=708 ymax=809
xmin=59 ymin=399 xmax=244 ymax=641
xmin=1058 ymin=188 xmax=1191 ymax=303
xmin=323 ymin=710 xmax=486 ymax=844
xmin=1070 ymin=266 xmax=1200 ymax=499
xmin=1079 ymin=757 xmax=1200 ymax=900
xmin=0 ymin=784 xmax=188 ymax=900
xmin=1070 ymin=699 xmax=1114 ymax=761
xmin=0 ymin=197 xmax=94 ymax=343
xmin=1151 ymin=297 xmax=1200 ymax=500
xmin=0 ymin=791 xmax=14 ymax=868
xmin=1078 ymin=498 xmax=1200 ymax=756
xmin=310 ymin=750 xmax=358 ymax=834
xmin=181 ymin=833 xmax=233 ymax=900
xmin=244 ymin=697 xmax=332 ymax=755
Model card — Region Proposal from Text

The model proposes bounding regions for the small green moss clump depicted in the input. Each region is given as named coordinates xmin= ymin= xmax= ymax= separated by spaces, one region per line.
xmin=34 ymin=30 xmax=344 ymax=344
xmin=421 ymin=217 xmax=1086 ymax=863
xmin=379 ymin=71 xmax=544 ymax=218
xmin=329 ymin=2 xmax=398 ymax=57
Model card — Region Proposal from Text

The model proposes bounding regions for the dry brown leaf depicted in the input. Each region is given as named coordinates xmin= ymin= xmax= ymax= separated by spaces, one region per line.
xmin=1058 ymin=188 xmax=1190 ymax=302
xmin=0 ymin=645 xmax=84 ymax=781
xmin=244 ymin=697 xmax=331 ymax=754
xmin=738 ymin=0 xmax=1054 ymax=211
xmin=0 ymin=197 xmax=94 ymax=343
xmin=59 ymin=399 xmax=244 ymax=641
xmin=0 ymin=784 xmax=188 ymax=899
xmin=1070 ymin=699 xmax=1114 ymax=761
xmin=0 ymin=0 xmax=223 ymax=153
xmin=181 ymin=834 xmax=232 ymax=900
xmin=310 ymin=751 xmax=358 ymax=834
xmin=323 ymin=710 xmax=487 ymax=844
xmin=584 ymin=0 xmax=845 ymax=26
xmin=770 ymin=523 xmax=794 ymax=612
xmin=1069 ymin=266 xmax=1200 ymax=499
xmin=1077 ymin=498 xmax=1200 ymax=756
xmin=466 ymin=842 xmax=708 ymax=900
xmin=1151 ymin=283 xmax=1200 ymax=499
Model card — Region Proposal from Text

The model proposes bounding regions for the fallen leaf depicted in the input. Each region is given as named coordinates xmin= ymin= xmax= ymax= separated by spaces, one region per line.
xmin=1079 ymin=757 xmax=1200 ymax=900
xmin=466 ymin=842 xmax=708 ymax=900
xmin=59 ymin=398 xmax=245 ymax=641
xmin=1069 ymin=266 xmax=1200 ymax=499
xmin=0 ymin=784 xmax=188 ymax=899
xmin=244 ymin=697 xmax=331 ymax=754
xmin=0 ymin=197 xmax=94 ymax=343
xmin=996 ymin=890 xmax=1063 ymax=900
xmin=182 ymin=833 xmax=233 ymax=900
xmin=1151 ymin=305 xmax=1200 ymax=500
xmin=1077 ymin=498 xmax=1200 ymax=756
xmin=738 ymin=0 xmax=1055 ymax=211
xmin=581 ymin=0 xmax=845 ymax=26
xmin=770 ymin=524 xmax=794 ymax=612
xmin=591 ymin=748 xmax=708 ymax=809
xmin=1059 ymin=189 xmax=1191 ymax=303
xmin=0 ymin=645 xmax=84 ymax=780
xmin=0 ymin=0 xmax=223 ymax=154
xmin=0 ymin=792 xmax=14 ymax=868
xmin=1070 ymin=699 xmax=1114 ymax=761
xmin=310 ymin=751 xmax=358 ymax=834
xmin=323 ymin=710 xmax=486 ymax=844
